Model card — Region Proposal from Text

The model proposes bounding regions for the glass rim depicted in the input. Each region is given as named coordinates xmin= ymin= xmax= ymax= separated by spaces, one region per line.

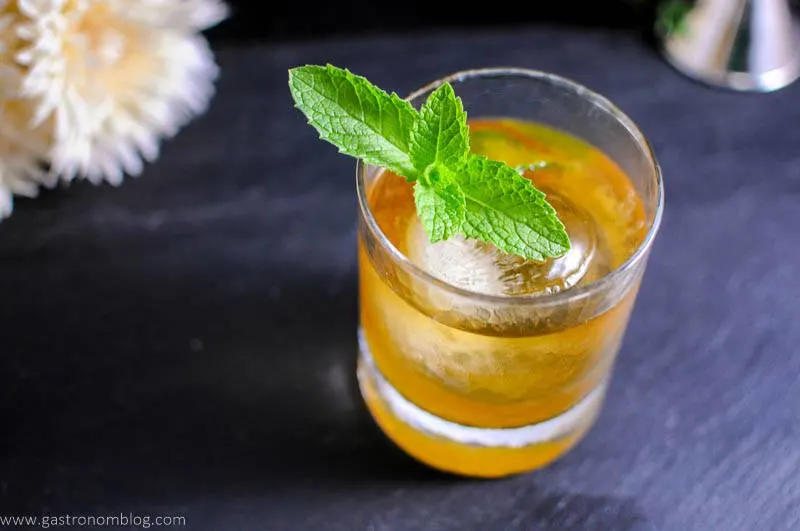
xmin=356 ymin=67 xmax=664 ymax=307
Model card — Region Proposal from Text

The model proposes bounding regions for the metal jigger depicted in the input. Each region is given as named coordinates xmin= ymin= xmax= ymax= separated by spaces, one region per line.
xmin=659 ymin=0 xmax=800 ymax=92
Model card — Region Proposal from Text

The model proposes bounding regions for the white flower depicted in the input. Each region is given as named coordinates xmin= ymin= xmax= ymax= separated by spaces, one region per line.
xmin=15 ymin=0 xmax=228 ymax=185
xmin=0 ymin=2 xmax=52 ymax=218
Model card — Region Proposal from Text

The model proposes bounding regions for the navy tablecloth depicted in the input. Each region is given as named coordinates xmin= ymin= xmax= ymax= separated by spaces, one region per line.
xmin=1 ymin=27 xmax=798 ymax=530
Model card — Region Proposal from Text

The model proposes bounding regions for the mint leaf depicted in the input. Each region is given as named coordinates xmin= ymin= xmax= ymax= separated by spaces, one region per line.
xmin=288 ymin=64 xmax=572 ymax=262
xmin=408 ymin=83 xmax=469 ymax=243
xmin=410 ymin=83 xmax=469 ymax=170
xmin=457 ymin=155 xmax=570 ymax=261
xmin=414 ymin=166 xmax=465 ymax=242
xmin=289 ymin=65 xmax=419 ymax=178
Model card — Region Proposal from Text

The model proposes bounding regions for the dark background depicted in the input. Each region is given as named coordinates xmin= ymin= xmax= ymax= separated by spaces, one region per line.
xmin=206 ymin=0 xmax=651 ymax=43
xmin=3 ymin=1 xmax=800 ymax=530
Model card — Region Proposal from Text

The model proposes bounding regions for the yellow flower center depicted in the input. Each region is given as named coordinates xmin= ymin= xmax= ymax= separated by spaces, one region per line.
xmin=61 ymin=3 xmax=156 ymax=104
xmin=72 ymin=4 xmax=125 ymax=69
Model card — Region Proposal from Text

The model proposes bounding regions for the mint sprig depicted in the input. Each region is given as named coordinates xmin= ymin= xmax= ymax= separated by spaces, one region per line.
xmin=288 ymin=64 xmax=570 ymax=261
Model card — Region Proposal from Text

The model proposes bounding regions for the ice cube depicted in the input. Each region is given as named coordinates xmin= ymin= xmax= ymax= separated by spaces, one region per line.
xmin=406 ymin=190 xmax=603 ymax=297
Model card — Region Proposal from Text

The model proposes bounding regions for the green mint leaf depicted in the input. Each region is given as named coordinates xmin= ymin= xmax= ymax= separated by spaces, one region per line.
xmin=289 ymin=65 xmax=419 ymax=179
xmin=414 ymin=166 xmax=465 ymax=242
xmin=409 ymin=83 xmax=469 ymax=170
xmin=288 ymin=64 xmax=573 ymax=262
xmin=457 ymin=155 xmax=570 ymax=261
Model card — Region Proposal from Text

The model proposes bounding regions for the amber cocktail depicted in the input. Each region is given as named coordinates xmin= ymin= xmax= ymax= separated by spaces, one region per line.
xmin=357 ymin=69 xmax=663 ymax=477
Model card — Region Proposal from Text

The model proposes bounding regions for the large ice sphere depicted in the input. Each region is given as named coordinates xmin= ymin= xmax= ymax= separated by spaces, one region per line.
xmin=406 ymin=189 xmax=609 ymax=297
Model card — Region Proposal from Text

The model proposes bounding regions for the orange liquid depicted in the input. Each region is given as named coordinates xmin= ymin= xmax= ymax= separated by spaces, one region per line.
xmin=359 ymin=118 xmax=648 ymax=477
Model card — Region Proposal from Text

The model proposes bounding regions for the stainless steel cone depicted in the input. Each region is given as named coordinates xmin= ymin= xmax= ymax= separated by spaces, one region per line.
xmin=659 ymin=0 xmax=800 ymax=92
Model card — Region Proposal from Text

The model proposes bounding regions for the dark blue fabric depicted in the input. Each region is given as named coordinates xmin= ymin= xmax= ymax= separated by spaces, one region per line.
xmin=1 ymin=27 xmax=798 ymax=530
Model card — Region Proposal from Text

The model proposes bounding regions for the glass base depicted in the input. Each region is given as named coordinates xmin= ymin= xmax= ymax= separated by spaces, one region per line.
xmin=357 ymin=329 xmax=607 ymax=477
